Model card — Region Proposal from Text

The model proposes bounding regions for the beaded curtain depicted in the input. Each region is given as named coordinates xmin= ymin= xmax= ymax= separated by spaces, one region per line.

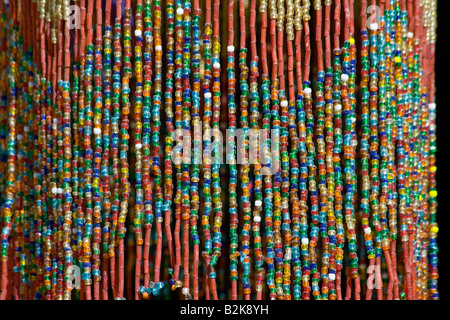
xmin=0 ymin=0 xmax=438 ymax=300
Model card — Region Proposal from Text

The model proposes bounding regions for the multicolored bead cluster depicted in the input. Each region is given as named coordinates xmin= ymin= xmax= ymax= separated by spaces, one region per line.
xmin=0 ymin=0 xmax=439 ymax=300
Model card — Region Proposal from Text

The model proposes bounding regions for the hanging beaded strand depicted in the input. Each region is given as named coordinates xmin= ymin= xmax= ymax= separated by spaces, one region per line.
xmin=345 ymin=0 xmax=361 ymax=300
xmin=293 ymin=0 xmax=306 ymax=301
xmin=302 ymin=0 xmax=315 ymax=301
xmin=272 ymin=0 xmax=285 ymax=301
xmin=321 ymin=0 xmax=336 ymax=300
xmin=101 ymin=0 xmax=113 ymax=301
xmin=55 ymin=5 xmax=65 ymax=300
xmin=375 ymin=0 xmax=396 ymax=301
xmin=141 ymin=0 xmax=155 ymax=298
xmin=396 ymin=0 xmax=412 ymax=300
xmin=227 ymin=0 xmax=239 ymax=301
xmin=389 ymin=0 xmax=405 ymax=300
xmin=116 ymin=0 xmax=132 ymax=300
xmin=173 ymin=0 xmax=184 ymax=293
xmin=401 ymin=17 xmax=415 ymax=301
xmin=312 ymin=0 xmax=327 ymax=300
xmin=426 ymin=0 xmax=439 ymax=301
xmin=237 ymin=0 xmax=252 ymax=301
xmin=331 ymin=0 xmax=346 ymax=300
xmin=201 ymin=0 xmax=213 ymax=300
xmin=258 ymin=0 xmax=273 ymax=301
xmin=62 ymin=0 xmax=73 ymax=301
xmin=209 ymin=0 xmax=223 ymax=300
xmin=368 ymin=0 xmax=384 ymax=300
xmin=152 ymin=0 xmax=165 ymax=296
xmin=181 ymin=0 xmax=193 ymax=300
xmin=134 ymin=0 xmax=145 ymax=300
xmin=109 ymin=0 xmax=123 ymax=298
xmin=91 ymin=0 xmax=104 ymax=300
xmin=80 ymin=0 xmax=95 ymax=300
xmin=382 ymin=0 xmax=399 ymax=300
xmin=41 ymin=1 xmax=53 ymax=301
xmin=190 ymin=0 xmax=201 ymax=300
xmin=163 ymin=0 xmax=177 ymax=293
xmin=284 ymin=0 xmax=297 ymax=301
xmin=249 ymin=0 xmax=264 ymax=301
xmin=358 ymin=0 xmax=376 ymax=301
xmin=277 ymin=0 xmax=293 ymax=301
xmin=268 ymin=0 xmax=282 ymax=301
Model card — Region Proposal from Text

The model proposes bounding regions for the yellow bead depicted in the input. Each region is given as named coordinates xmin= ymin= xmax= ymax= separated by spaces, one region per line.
xmin=431 ymin=226 xmax=439 ymax=234
xmin=429 ymin=190 xmax=437 ymax=197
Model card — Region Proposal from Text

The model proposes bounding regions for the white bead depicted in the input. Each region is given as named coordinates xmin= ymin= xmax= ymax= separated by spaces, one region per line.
xmin=52 ymin=187 xmax=58 ymax=194
xmin=341 ymin=74 xmax=349 ymax=82
xmin=227 ymin=45 xmax=235 ymax=52
xmin=407 ymin=32 xmax=414 ymax=38
xmin=253 ymin=215 xmax=261 ymax=223
xmin=134 ymin=29 xmax=142 ymax=37
xmin=428 ymin=103 xmax=436 ymax=111
xmin=301 ymin=238 xmax=309 ymax=245
xmin=177 ymin=8 xmax=184 ymax=15
xmin=204 ymin=92 xmax=212 ymax=99
xmin=135 ymin=143 xmax=143 ymax=150
xmin=369 ymin=23 xmax=378 ymax=31
xmin=94 ymin=128 xmax=101 ymax=135
xmin=24 ymin=126 xmax=30 ymax=132
xmin=182 ymin=287 xmax=190 ymax=295
xmin=213 ymin=62 xmax=221 ymax=69
xmin=364 ymin=227 xmax=371 ymax=235
xmin=58 ymin=188 xmax=64 ymax=194
xmin=17 ymin=134 xmax=23 ymax=140
xmin=280 ymin=100 xmax=288 ymax=107
xmin=155 ymin=45 xmax=162 ymax=52
xmin=255 ymin=200 xmax=262 ymax=207
xmin=303 ymin=87 xmax=312 ymax=95
xmin=328 ymin=273 xmax=336 ymax=281
xmin=334 ymin=104 xmax=342 ymax=112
